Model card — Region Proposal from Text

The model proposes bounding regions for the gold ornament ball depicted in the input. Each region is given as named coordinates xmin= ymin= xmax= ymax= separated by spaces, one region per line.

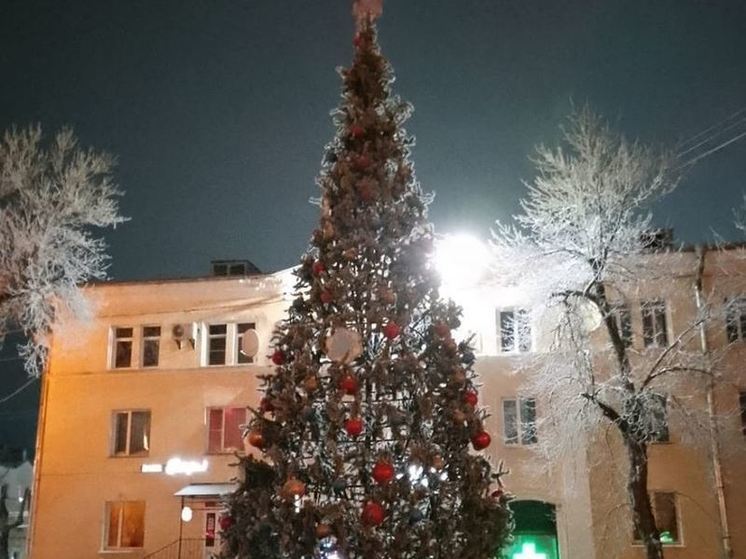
xmin=282 ymin=478 xmax=306 ymax=498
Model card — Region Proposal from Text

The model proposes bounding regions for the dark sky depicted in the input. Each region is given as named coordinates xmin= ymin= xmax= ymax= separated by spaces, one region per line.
xmin=1 ymin=0 xmax=745 ymax=451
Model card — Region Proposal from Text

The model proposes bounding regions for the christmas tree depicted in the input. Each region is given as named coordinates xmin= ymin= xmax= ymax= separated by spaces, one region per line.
xmin=222 ymin=3 xmax=511 ymax=558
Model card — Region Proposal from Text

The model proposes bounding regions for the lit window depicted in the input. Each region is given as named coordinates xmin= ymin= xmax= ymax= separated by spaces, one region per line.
xmin=113 ymin=328 xmax=133 ymax=368
xmin=611 ymin=304 xmax=633 ymax=347
xmin=207 ymin=407 xmax=247 ymax=453
xmin=641 ymin=300 xmax=668 ymax=348
xmin=725 ymin=297 xmax=746 ymax=343
xmin=204 ymin=322 xmax=258 ymax=367
xmin=634 ymin=492 xmax=679 ymax=544
xmin=142 ymin=326 xmax=160 ymax=368
xmin=503 ymin=398 xmax=537 ymax=445
xmin=113 ymin=411 xmax=151 ymax=456
xmin=498 ymin=309 xmax=531 ymax=353
xmin=105 ymin=501 xmax=145 ymax=548
xmin=236 ymin=323 xmax=256 ymax=364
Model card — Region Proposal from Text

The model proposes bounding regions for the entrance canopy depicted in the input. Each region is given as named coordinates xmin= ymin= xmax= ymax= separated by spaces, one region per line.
xmin=174 ymin=482 xmax=237 ymax=498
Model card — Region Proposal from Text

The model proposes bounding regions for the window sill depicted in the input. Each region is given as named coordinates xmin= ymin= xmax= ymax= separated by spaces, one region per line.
xmin=109 ymin=454 xmax=150 ymax=459
xmin=99 ymin=549 xmax=142 ymax=554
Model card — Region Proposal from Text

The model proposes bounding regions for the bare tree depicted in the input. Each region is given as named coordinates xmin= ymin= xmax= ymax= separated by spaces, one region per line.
xmin=0 ymin=125 xmax=126 ymax=376
xmin=491 ymin=109 xmax=718 ymax=559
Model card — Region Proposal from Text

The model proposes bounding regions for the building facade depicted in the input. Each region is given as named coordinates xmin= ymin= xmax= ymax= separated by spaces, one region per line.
xmin=29 ymin=249 xmax=746 ymax=558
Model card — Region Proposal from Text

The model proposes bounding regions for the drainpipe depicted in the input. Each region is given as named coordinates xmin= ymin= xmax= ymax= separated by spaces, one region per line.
xmin=693 ymin=245 xmax=732 ymax=559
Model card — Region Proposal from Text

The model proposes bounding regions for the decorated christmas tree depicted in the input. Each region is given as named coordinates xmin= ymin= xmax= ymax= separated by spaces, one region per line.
xmin=222 ymin=2 xmax=511 ymax=558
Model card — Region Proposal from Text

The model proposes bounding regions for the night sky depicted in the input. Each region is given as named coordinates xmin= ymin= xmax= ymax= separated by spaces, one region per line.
xmin=1 ymin=0 xmax=745 ymax=452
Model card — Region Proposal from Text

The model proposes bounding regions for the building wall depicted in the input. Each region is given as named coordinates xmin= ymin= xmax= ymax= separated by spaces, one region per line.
xmin=29 ymin=250 xmax=746 ymax=559
xmin=29 ymin=273 xmax=290 ymax=558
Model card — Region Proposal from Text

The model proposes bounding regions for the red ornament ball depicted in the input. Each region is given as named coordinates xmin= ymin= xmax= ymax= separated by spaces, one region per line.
xmin=351 ymin=125 xmax=365 ymax=138
xmin=247 ymin=430 xmax=266 ymax=449
xmin=382 ymin=322 xmax=401 ymax=340
xmin=491 ymin=488 xmax=504 ymax=500
xmin=361 ymin=501 xmax=386 ymax=527
xmin=312 ymin=261 xmax=325 ymax=276
xmin=271 ymin=349 xmax=286 ymax=366
xmin=463 ymin=390 xmax=478 ymax=407
xmin=320 ymin=290 xmax=334 ymax=304
xmin=371 ymin=460 xmax=395 ymax=485
xmin=471 ymin=430 xmax=492 ymax=451
xmin=339 ymin=373 xmax=359 ymax=395
xmin=219 ymin=515 xmax=233 ymax=531
xmin=345 ymin=417 xmax=364 ymax=437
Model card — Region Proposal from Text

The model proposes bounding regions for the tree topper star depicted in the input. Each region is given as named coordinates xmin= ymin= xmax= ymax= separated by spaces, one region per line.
xmin=353 ymin=0 xmax=383 ymax=25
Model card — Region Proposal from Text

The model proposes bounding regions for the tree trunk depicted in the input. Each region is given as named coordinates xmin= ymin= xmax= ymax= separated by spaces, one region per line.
xmin=626 ymin=439 xmax=663 ymax=559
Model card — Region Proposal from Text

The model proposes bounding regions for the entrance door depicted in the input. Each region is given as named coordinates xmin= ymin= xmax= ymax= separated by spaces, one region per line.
xmin=203 ymin=503 xmax=222 ymax=559
xmin=503 ymin=501 xmax=560 ymax=559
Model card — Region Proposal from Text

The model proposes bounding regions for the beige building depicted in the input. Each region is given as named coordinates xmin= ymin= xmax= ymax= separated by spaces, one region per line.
xmin=28 ymin=250 xmax=746 ymax=559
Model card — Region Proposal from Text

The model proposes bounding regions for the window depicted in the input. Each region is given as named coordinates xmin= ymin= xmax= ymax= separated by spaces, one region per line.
xmin=641 ymin=300 xmax=668 ymax=348
xmin=634 ymin=492 xmax=679 ymax=544
xmin=647 ymin=393 xmax=669 ymax=443
xmin=105 ymin=501 xmax=145 ymax=548
xmin=497 ymin=309 xmax=531 ymax=353
xmin=113 ymin=328 xmax=133 ymax=368
xmin=111 ymin=326 xmax=162 ymax=369
xmin=142 ymin=326 xmax=160 ymax=367
xmin=725 ymin=297 xmax=746 ymax=343
xmin=236 ymin=323 xmax=256 ymax=364
xmin=204 ymin=322 xmax=257 ymax=366
xmin=207 ymin=324 xmax=228 ymax=365
xmin=113 ymin=411 xmax=151 ymax=456
xmin=502 ymin=398 xmax=537 ymax=445
xmin=611 ymin=304 xmax=633 ymax=347
xmin=207 ymin=407 xmax=247 ymax=453
xmin=739 ymin=392 xmax=746 ymax=436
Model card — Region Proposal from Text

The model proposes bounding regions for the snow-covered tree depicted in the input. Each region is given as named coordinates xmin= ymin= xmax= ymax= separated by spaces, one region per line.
xmin=492 ymin=108 xmax=718 ymax=559
xmin=0 ymin=125 xmax=126 ymax=376
xmin=735 ymin=193 xmax=746 ymax=235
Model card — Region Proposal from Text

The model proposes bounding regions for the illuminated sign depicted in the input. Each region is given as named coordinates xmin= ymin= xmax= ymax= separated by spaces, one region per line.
xmin=514 ymin=542 xmax=547 ymax=559
xmin=165 ymin=457 xmax=209 ymax=476
xmin=141 ymin=463 xmax=164 ymax=473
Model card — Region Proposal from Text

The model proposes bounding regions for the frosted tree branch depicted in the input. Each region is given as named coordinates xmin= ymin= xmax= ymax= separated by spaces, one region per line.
xmin=0 ymin=125 xmax=127 ymax=376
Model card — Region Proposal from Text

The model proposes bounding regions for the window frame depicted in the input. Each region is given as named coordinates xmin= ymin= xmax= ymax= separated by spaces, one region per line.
xmin=611 ymin=303 xmax=633 ymax=348
xmin=632 ymin=491 xmax=682 ymax=546
xmin=104 ymin=500 xmax=146 ymax=549
xmin=202 ymin=322 xmax=258 ymax=367
xmin=111 ymin=327 xmax=134 ymax=369
xmin=502 ymin=397 xmax=538 ymax=445
xmin=648 ymin=393 xmax=670 ymax=444
xmin=641 ymin=300 xmax=669 ymax=348
xmin=111 ymin=410 xmax=151 ymax=457
xmin=206 ymin=406 xmax=248 ymax=453
xmin=141 ymin=325 xmax=161 ymax=368
xmin=725 ymin=296 xmax=746 ymax=343
xmin=496 ymin=308 xmax=532 ymax=354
